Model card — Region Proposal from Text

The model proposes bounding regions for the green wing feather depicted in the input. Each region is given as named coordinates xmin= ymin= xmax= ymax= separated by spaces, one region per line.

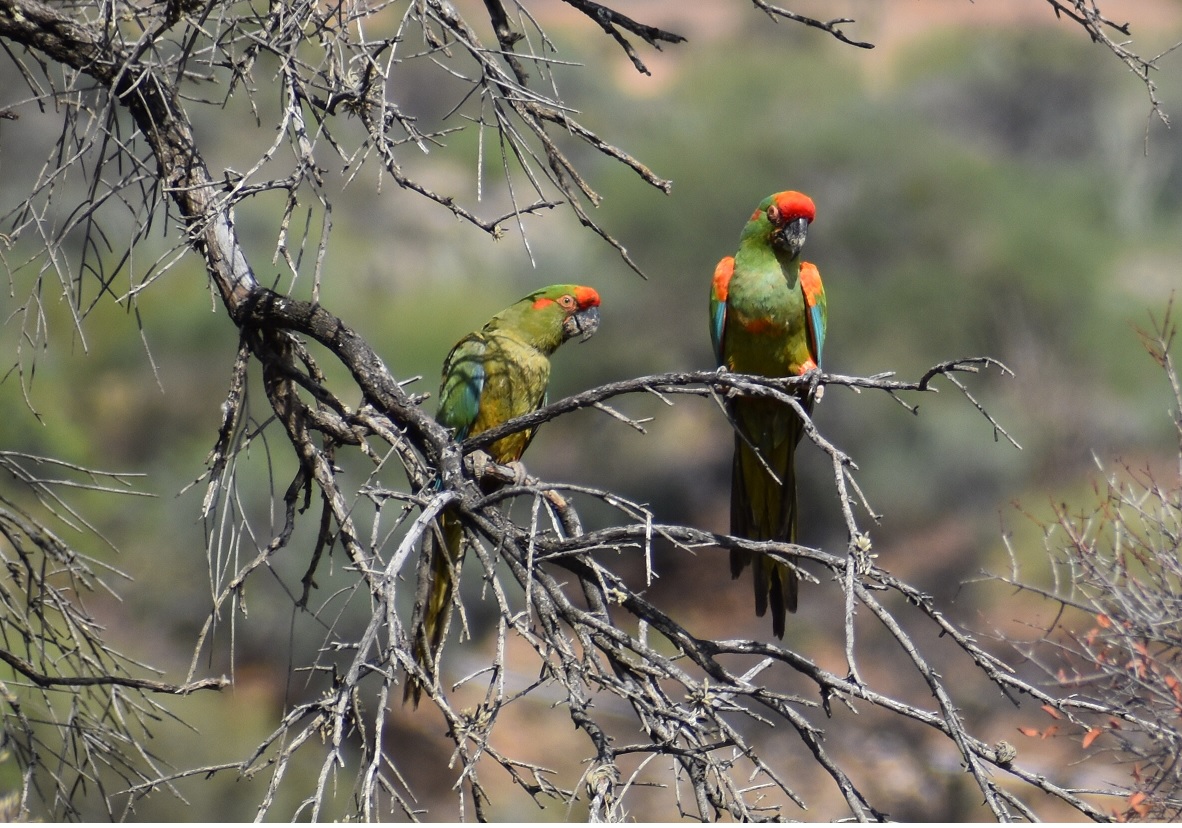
xmin=436 ymin=334 xmax=488 ymax=441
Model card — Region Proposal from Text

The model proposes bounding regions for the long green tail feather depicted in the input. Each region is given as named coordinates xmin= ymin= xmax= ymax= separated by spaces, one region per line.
xmin=405 ymin=510 xmax=463 ymax=706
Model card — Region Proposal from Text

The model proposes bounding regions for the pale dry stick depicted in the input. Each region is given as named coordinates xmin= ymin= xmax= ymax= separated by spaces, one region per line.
xmin=460 ymin=516 xmax=733 ymax=813
xmin=446 ymin=606 xmax=517 ymax=802
xmin=750 ymin=0 xmax=874 ymax=49
xmin=466 ymin=363 xmax=1014 ymax=455
xmin=251 ymin=705 xmax=322 ymax=821
xmin=853 ymin=574 xmax=1122 ymax=818
xmin=462 ymin=501 xmax=881 ymax=817
xmin=854 ymin=581 xmax=1014 ymax=819
xmin=303 ymin=490 xmax=456 ymax=819
xmin=520 ymin=506 xmax=1125 ymax=815
xmin=466 ymin=361 xmax=1010 ymax=701
xmin=358 ymin=669 xmax=395 ymax=821
xmin=0 ymin=648 xmax=226 ymax=694
xmin=1043 ymin=0 xmax=1176 ymax=124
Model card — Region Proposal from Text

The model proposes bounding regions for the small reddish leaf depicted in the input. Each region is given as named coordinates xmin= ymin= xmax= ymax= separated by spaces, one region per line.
xmin=1018 ymin=726 xmax=1041 ymax=738
xmin=1165 ymin=674 xmax=1181 ymax=703
xmin=1082 ymin=728 xmax=1102 ymax=748
xmin=1042 ymin=725 xmax=1060 ymax=739
xmin=1097 ymin=613 xmax=1112 ymax=628
xmin=1041 ymin=704 xmax=1063 ymax=720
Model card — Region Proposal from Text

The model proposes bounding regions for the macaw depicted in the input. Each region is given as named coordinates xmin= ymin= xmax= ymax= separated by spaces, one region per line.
xmin=709 ymin=190 xmax=826 ymax=638
xmin=406 ymin=284 xmax=601 ymax=704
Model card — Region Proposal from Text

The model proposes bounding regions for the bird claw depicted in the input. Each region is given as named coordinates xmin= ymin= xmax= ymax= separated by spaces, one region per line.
xmin=467 ymin=451 xmax=529 ymax=486
xmin=799 ymin=363 xmax=824 ymax=403
xmin=469 ymin=449 xmax=492 ymax=481
xmin=504 ymin=460 xmax=528 ymax=486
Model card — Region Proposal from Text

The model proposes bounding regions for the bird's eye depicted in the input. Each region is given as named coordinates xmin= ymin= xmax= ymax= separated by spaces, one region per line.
xmin=559 ymin=294 xmax=576 ymax=309
xmin=767 ymin=204 xmax=781 ymax=225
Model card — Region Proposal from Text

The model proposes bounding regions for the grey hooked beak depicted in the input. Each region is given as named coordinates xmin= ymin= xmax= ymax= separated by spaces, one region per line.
xmin=564 ymin=305 xmax=601 ymax=342
xmin=775 ymin=216 xmax=809 ymax=260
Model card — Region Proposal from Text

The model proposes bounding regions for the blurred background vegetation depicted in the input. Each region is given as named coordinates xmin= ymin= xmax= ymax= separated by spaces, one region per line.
xmin=1 ymin=0 xmax=1180 ymax=820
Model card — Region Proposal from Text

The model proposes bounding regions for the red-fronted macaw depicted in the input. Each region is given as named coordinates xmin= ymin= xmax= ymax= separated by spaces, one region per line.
xmin=709 ymin=191 xmax=826 ymax=638
xmin=406 ymin=284 xmax=601 ymax=704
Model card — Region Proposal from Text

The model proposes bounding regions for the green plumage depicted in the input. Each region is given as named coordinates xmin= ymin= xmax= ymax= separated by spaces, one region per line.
xmin=711 ymin=191 xmax=827 ymax=637
xmin=406 ymin=284 xmax=601 ymax=704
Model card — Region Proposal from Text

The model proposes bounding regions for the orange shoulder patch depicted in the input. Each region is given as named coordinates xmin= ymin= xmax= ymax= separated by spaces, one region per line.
xmin=712 ymin=257 xmax=734 ymax=301
xmin=799 ymin=261 xmax=822 ymax=307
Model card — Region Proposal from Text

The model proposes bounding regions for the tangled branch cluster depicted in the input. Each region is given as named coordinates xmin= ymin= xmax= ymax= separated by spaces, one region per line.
xmin=1002 ymin=308 xmax=1182 ymax=821
xmin=193 ymin=290 xmax=1101 ymax=820
xmin=0 ymin=453 xmax=225 ymax=819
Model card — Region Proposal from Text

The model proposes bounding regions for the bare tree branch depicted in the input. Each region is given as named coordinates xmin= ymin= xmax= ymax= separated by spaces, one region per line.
xmin=750 ymin=0 xmax=874 ymax=50
xmin=1044 ymin=0 xmax=1179 ymax=125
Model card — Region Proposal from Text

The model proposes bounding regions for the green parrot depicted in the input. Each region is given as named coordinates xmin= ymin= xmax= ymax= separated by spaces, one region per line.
xmin=709 ymin=190 xmax=827 ymax=638
xmin=406 ymin=284 xmax=601 ymax=704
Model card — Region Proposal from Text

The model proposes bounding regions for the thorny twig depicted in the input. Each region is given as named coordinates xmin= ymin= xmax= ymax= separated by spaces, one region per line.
xmin=992 ymin=305 xmax=1182 ymax=820
xmin=1044 ymin=0 xmax=1180 ymax=127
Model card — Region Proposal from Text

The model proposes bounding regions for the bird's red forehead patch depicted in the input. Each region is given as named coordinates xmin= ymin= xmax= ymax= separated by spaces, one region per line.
xmin=533 ymin=285 xmax=600 ymax=310
xmin=772 ymin=191 xmax=816 ymax=223
xmin=574 ymin=285 xmax=600 ymax=308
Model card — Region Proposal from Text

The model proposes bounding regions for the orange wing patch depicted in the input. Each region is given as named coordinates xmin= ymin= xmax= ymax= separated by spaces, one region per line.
xmin=712 ymin=256 xmax=734 ymax=302
xmin=799 ymin=261 xmax=822 ymax=308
